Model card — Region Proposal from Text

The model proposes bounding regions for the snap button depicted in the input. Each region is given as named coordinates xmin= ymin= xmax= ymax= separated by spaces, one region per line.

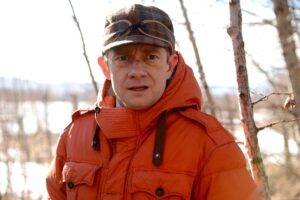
xmin=95 ymin=106 xmax=100 ymax=114
xmin=154 ymin=153 xmax=160 ymax=160
xmin=67 ymin=181 xmax=74 ymax=189
xmin=155 ymin=187 xmax=164 ymax=197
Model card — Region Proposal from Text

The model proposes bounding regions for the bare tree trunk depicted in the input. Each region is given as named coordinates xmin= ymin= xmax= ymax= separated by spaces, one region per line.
xmin=227 ymin=0 xmax=270 ymax=199
xmin=1 ymin=126 xmax=13 ymax=198
xmin=246 ymin=52 xmax=278 ymax=89
xmin=71 ymin=93 xmax=79 ymax=111
xmin=16 ymin=111 xmax=30 ymax=200
xmin=281 ymin=124 xmax=293 ymax=177
xmin=292 ymin=123 xmax=300 ymax=155
xmin=178 ymin=0 xmax=216 ymax=116
xmin=13 ymin=79 xmax=30 ymax=200
xmin=0 ymin=80 xmax=14 ymax=198
xmin=43 ymin=89 xmax=53 ymax=160
xmin=272 ymin=0 xmax=300 ymax=135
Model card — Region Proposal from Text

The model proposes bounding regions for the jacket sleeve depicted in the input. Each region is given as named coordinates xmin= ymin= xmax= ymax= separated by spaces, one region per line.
xmin=46 ymin=131 xmax=68 ymax=200
xmin=193 ymin=141 xmax=263 ymax=200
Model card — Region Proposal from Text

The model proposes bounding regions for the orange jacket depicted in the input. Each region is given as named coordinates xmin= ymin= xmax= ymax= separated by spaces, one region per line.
xmin=46 ymin=53 xmax=261 ymax=200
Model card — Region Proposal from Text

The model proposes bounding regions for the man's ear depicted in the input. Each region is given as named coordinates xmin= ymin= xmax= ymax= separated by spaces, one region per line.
xmin=98 ymin=56 xmax=111 ymax=80
xmin=167 ymin=53 xmax=178 ymax=78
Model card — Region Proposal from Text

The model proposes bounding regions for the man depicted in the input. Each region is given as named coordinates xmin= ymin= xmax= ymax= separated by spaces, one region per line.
xmin=46 ymin=4 xmax=261 ymax=200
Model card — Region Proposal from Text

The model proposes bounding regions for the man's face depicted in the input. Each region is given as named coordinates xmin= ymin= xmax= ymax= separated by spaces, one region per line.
xmin=104 ymin=44 xmax=177 ymax=110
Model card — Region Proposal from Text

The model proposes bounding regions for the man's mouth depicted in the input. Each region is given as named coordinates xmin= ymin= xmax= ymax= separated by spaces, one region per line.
xmin=128 ymin=86 xmax=149 ymax=91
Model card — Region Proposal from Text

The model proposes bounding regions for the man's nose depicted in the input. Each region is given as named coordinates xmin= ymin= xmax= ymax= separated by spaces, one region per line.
xmin=128 ymin=61 xmax=147 ymax=79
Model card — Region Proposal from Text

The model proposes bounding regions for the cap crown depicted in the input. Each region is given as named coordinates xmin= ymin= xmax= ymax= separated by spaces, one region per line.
xmin=102 ymin=4 xmax=175 ymax=54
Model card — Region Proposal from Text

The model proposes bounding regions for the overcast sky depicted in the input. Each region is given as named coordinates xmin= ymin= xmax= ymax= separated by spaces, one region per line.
xmin=0 ymin=0 xmax=283 ymax=93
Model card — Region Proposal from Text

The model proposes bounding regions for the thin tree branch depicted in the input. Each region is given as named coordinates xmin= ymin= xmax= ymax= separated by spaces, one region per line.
xmin=257 ymin=118 xmax=300 ymax=131
xmin=246 ymin=52 xmax=280 ymax=89
xmin=244 ymin=19 xmax=275 ymax=26
xmin=67 ymin=0 xmax=98 ymax=95
xmin=178 ymin=0 xmax=216 ymax=116
xmin=217 ymin=0 xmax=275 ymax=27
xmin=252 ymin=92 xmax=292 ymax=105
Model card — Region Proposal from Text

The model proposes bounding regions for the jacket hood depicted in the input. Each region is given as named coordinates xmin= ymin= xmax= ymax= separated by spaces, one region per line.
xmin=156 ymin=52 xmax=202 ymax=111
xmin=96 ymin=52 xmax=202 ymax=139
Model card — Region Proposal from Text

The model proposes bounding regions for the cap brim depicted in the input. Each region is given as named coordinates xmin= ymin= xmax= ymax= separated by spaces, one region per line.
xmin=102 ymin=35 xmax=170 ymax=54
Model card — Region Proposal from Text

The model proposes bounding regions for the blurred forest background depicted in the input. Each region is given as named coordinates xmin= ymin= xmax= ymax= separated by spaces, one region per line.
xmin=1 ymin=0 xmax=300 ymax=199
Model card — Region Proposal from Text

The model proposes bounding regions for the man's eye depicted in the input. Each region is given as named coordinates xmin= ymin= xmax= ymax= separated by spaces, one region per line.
xmin=116 ymin=55 xmax=128 ymax=61
xmin=148 ymin=54 xmax=159 ymax=60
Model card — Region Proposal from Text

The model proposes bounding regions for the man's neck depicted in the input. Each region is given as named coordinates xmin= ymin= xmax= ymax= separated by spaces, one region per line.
xmin=116 ymin=99 xmax=123 ymax=108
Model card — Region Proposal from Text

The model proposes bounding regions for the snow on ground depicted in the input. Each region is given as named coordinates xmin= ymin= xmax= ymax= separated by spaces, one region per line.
xmin=0 ymin=162 xmax=49 ymax=199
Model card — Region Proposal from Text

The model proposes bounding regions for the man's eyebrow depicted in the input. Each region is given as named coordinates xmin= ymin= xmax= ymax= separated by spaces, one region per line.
xmin=110 ymin=49 xmax=129 ymax=57
xmin=110 ymin=45 xmax=163 ymax=56
xmin=143 ymin=47 xmax=162 ymax=54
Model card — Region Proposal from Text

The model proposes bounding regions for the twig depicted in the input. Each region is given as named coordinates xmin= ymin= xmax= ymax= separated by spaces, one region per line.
xmin=252 ymin=92 xmax=292 ymax=105
xmin=257 ymin=118 xmax=300 ymax=131
xmin=217 ymin=0 xmax=275 ymax=26
xmin=179 ymin=0 xmax=216 ymax=116
xmin=246 ymin=52 xmax=278 ymax=88
xmin=67 ymin=0 xmax=98 ymax=95
xmin=244 ymin=19 xmax=275 ymax=26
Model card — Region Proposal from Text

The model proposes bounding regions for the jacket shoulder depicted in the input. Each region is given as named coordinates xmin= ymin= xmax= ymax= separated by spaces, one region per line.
xmin=178 ymin=108 xmax=234 ymax=145
xmin=55 ymin=105 xmax=101 ymax=165
xmin=60 ymin=105 xmax=96 ymax=134
xmin=71 ymin=105 xmax=96 ymax=121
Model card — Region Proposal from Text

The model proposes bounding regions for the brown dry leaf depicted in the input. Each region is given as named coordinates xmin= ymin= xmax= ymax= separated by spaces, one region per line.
xmin=283 ymin=95 xmax=295 ymax=110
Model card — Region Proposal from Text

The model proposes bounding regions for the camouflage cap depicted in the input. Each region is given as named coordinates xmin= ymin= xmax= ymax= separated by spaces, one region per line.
xmin=102 ymin=4 xmax=175 ymax=54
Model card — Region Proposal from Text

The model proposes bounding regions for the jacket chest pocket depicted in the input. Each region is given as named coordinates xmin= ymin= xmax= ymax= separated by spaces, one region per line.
xmin=62 ymin=162 xmax=102 ymax=200
xmin=129 ymin=169 xmax=195 ymax=200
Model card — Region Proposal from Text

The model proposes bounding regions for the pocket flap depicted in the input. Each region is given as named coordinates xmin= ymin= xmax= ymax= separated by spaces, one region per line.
xmin=62 ymin=162 xmax=102 ymax=186
xmin=130 ymin=169 xmax=194 ymax=199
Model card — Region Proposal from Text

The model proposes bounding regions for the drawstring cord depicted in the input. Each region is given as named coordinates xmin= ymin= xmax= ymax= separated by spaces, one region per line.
xmin=92 ymin=106 xmax=101 ymax=151
xmin=91 ymin=106 xmax=169 ymax=164
xmin=152 ymin=111 xmax=167 ymax=166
